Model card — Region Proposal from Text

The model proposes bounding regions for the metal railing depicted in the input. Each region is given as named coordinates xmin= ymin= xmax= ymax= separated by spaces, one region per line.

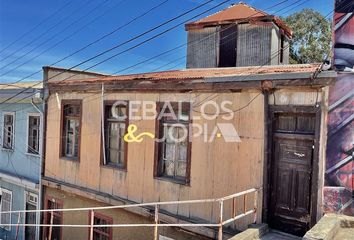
xmin=0 ymin=188 xmax=259 ymax=240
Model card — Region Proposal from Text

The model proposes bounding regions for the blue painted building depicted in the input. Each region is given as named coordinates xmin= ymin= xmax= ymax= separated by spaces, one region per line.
xmin=0 ymin=82 xmax=43 ymax=240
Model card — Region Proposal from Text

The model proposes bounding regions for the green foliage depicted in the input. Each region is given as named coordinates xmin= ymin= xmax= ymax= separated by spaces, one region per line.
xmin=283 ymin=9 xmax=332 ymax=64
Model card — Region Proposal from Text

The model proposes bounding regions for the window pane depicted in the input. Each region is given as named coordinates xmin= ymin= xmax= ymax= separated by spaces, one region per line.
xmin=104 ymin=105 xmax=127 ymax=167
xmin=28 ymin=116 xmax=40 ymax=154
xmin=164 ymin=160 xmax=175 ymax=176
xmin=176 ymin=161 xmax=187 ymax=177
xmin=164 ymin=144 xmax=175 ymax=160
xmin=178 ymin=145 xmax=187 ymax=161
xmin=119 ymin=151 xmax=125 ymax=165
xmin=93 ymin=215 xmax=112 ymax=240
xmin=109 ymin=150 xmax=119 ymax=164
xmin=62 ymin=103 xmax=81 ymax=159
xmin=65 ymin=119 xmax=79 ymax=158
xmin=179 ymin=109 xmax=190 ymax=121
xmin=1 ymin=191 xmax=12 ymax=230
xmin=3 ymin=114 xmax=14 ymax=149
xmin=157 ymin=102 xmax=190 ymax=181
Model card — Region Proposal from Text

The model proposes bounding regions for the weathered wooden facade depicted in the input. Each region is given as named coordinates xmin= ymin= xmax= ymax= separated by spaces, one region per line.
xmin=41 ymin=63 xmax=336 ymax=239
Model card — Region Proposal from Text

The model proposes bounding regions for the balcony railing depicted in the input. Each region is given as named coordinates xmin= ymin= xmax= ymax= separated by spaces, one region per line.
xmin=1 ymin=188 xmax=259 ymax=240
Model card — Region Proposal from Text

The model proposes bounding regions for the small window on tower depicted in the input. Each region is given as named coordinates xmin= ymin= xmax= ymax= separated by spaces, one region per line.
xmin=218 ymin=24 xmax=237 ymax=67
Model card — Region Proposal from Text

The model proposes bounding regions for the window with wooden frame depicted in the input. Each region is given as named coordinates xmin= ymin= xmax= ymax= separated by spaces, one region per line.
xmin=155 ymin=102 xmax=192 ymax=184
xmin=60 ymin=100 xmax=82 ymax=160
xmin=43 ymin=196 xmax=63 ymax=240
xmin=0 ymin=189 xmax=12 ymax=230
xmin=89 ymin=211 xmax=113 ymax=240
xmin=27 ymin=115 xmax=40 ymax=155
xmin=2 ymin=113 xmax=15 ymax=150
xmin=103 ymin=101 xmax=128 ymax=169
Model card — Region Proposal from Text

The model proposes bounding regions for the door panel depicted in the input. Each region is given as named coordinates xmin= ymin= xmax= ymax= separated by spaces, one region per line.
xmin=269 ymin=112 xmax=315 ymax=236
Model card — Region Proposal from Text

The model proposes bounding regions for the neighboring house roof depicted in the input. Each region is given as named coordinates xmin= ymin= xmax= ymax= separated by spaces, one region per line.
xmin=0 ymin=81 xmax=43 ymax=90
xmin=185 ymin=2 xmax=292 ymax=38
xmin=49 ymin=64 xmax=334 ymax=87
xmin=0 ymin=81 xmax=43 ymax=103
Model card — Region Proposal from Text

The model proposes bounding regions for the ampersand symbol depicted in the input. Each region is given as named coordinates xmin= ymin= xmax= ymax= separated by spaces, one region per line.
xmin=124 ymin=124 xmax=155 ymax=143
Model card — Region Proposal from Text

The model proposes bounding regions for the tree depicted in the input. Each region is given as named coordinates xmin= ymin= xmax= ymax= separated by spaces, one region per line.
xmin=283 ymin=9 xmax=332 ymax=64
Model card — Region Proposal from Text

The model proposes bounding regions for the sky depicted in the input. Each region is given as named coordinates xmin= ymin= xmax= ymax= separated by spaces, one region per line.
xmin=0 ymin=0 xmax=334 ymax=83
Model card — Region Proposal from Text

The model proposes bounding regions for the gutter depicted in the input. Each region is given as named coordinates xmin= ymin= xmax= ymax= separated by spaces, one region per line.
xmin=31 ymin=97 xmax=44 ymax=240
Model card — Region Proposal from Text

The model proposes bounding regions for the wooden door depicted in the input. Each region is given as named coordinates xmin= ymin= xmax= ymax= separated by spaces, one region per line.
xmin=269 ymin=112 xmax=316 ymax=236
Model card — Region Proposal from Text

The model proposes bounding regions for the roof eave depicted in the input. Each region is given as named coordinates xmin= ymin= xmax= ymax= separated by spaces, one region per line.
xmin=185 ymin=15 xmax=292 ymax=38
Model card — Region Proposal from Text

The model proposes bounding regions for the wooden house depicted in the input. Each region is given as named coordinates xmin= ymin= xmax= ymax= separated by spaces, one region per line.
xmin=40 ymin=3 xmax=338 ymax=240
xmin=41 ymin=63 xmax=336 ymax=239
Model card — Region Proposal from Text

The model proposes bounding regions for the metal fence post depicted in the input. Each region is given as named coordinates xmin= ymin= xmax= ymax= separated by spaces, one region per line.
xmin=243 ymin=194 xmax=247 ymax=214
xmin=15 ymin=212 xmax=21 ymax=240
xmin=48 ymin=210 xmax=54 ymax=240
xmin=253 ymin=190 xmax=258 ymax=224
xmin=90 ymin=210 xmax=94 ymax=240
xmin=154 ymin=204 xmax=159 ymax=240
xmin=218 ymin=200 xmax=224 ymax=240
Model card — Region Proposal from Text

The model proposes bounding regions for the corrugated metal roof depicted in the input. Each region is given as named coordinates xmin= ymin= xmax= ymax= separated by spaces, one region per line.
xmin=189 ymin=2 xmax=267 ymax=24
xmin=50 ymin=64 xmax=322 ymax=86
xmin=185 ymin=2 xmax=292 ymax=37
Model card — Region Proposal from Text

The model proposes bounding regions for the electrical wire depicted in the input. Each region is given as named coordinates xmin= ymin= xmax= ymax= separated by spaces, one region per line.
xmin=0 ymin=0 xmax=293 ymax=87
xmin=0 ymin=0 xmax=92 ymax=64
xmin=0 ymin=0 xmax=232 ymax=105
xmin=0 ymin=0 xmax=73 ymax=55
xmin=0 ymin=0 xmax=167 ymax=78
xmin=0 ymin=0 xmax=304 ymax=116
xmin=0 ymin=0 xmax=112 ymax=73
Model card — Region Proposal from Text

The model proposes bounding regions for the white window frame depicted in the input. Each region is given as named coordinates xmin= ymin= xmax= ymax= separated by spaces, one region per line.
xmin=1 ymin=112 xmax=15 ymax=151
xmin=0 ymin=188 xmax=12 ymax=231
xmin=26 ymin=113 xmax=41 ymax=156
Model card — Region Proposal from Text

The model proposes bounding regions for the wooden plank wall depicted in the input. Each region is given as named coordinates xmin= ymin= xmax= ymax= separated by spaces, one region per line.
xmin=44 ymin=90 xmax=264 ymax=230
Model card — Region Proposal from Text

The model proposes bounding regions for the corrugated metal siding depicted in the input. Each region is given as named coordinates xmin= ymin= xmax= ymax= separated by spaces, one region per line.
xmin=270 ymin=27 xmax=280 ymax=65
xmin=283 ymin=37 xmax=290 ymax=64
xmin=186 ymin=27 xmax=219 ymax=68
xmin=236 ymin=23 xmax=272 ymax=67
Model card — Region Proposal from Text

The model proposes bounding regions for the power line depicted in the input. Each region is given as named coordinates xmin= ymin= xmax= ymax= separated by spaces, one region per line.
xmin=0 ymin=0 xmax=164 ymax=79
xmin=0 ymin=0 xmax=298 ymax=112
xmin=0 ymin=0 xmax=92 ymax=64
xmin=0 ymin=0 xmax=292 ymax=86
xmin=112 ymin=0 xmax=298 ymax=75
xmin=0 ymin=0 xmax=215 ymax=88
xmin=0 ymin=0 xmax=111 ymax=72
xmin=0 ymin=0 xmax=73 ymax=55
xmin=0 ymin=0 xmax=231 ymax=104
xmin=0 ymin=0 xmax=320 ymax=108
